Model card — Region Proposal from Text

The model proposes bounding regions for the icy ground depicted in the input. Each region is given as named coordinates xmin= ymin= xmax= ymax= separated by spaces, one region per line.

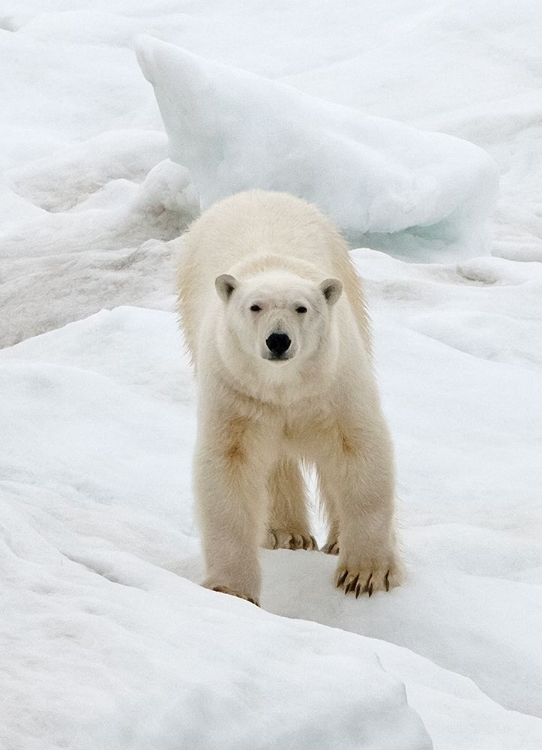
xmin=1 ymin=1 xmax=542 ymax=748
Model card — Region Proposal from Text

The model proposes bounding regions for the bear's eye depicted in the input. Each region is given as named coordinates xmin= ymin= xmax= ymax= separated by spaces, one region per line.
xmin=296 ymin=306 xmax=308 ymax=314
xmin=250 ymin=304 xmax=262 ymax=312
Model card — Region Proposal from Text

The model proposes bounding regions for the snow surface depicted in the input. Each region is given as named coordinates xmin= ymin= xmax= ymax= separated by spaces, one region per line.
xmin=1 ymin=1 xmax=542 ymax=748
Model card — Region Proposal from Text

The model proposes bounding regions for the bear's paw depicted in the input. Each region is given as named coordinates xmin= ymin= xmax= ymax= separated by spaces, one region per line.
xmin=335 ymin=557 xmax=403 ymax=598
xmin=209 ymin=585 xmax=260 ymax=607
xmin=265 ymin=529 xmax=318 ymax=551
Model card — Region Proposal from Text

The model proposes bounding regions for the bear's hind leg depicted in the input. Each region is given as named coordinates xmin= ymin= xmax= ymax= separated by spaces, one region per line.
xmin=317 ymin=470 xmax=340 ymax=555
xmin=264 ymin=458 xmax=318 ymax=551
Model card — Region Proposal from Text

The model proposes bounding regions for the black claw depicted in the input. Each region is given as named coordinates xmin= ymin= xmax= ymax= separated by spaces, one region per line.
xmin=355 ymin=582 xmax=362 ymax=599
xmin=384 ymin=570 xmax=390 ymax=592
xmin=304 ymin=535 xmax=316 ymax=550
xmin=362 ymin=573 xmax=373 ymax=595
xmin=345 ymin=575 xmax=359 ymax=595
xmin=368 ymin=583 xmax=373 ymax=597
xmin=336 ymin=570 xmax=348 ymax=587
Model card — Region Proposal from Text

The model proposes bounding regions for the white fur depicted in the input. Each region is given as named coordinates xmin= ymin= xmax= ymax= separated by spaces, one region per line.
xmin=177 ymin=190 xmax=403 ymax=606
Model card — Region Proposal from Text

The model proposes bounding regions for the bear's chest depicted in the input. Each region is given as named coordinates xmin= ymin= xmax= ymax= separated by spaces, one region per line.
xmin=279 ymin=405 xmax=336 ymax=455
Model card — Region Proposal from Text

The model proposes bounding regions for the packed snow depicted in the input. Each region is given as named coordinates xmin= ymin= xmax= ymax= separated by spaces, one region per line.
xmin=1 ymin=1 xmax=541 ymax=749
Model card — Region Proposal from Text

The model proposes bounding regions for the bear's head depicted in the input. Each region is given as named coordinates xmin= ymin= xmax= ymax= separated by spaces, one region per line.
xmin=215 ymin=269 xmax=342 ymax=367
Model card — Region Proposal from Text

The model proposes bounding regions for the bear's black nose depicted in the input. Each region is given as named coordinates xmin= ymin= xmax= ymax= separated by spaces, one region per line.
xmin=266 ymin=332 xmax=291 ymax=357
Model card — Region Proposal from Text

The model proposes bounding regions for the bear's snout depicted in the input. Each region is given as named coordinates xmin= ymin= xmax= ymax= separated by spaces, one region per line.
xmin=266 ymin=332 xmax=291 ymax=359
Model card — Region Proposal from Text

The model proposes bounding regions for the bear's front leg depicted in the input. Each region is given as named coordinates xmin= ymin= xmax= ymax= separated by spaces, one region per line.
xmin=194 ymin=410 xmax=275 ymax=607
xmin=317 ymin=415 xmax=404 ymax=597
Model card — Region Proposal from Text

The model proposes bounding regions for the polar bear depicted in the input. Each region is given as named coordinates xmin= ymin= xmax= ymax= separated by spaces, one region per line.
xmin=177 ymin=190 xmax=402 ymax=606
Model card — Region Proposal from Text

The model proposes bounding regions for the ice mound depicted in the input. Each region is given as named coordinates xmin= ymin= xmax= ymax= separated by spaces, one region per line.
xmin=136 ymin=36 xmax=498 ymax=259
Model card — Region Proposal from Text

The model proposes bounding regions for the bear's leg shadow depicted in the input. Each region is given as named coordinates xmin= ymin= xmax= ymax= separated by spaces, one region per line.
xmin=264 ymin=457 xmax=318 ymax=551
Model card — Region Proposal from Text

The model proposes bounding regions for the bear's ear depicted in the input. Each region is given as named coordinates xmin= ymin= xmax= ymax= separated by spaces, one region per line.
xmin=215 ymin=274 xmax=238 ymax=302
xmin=319 ymin=278 xmax=343 ymax=307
